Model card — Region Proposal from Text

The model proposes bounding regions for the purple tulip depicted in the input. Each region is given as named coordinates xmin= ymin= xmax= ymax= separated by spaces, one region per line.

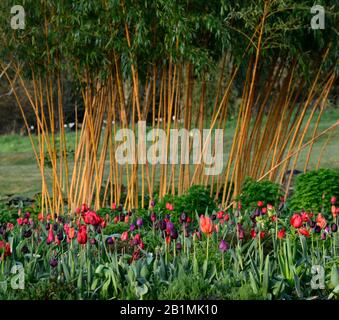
xmin=130 ymin=223 xmax=136 ymax=232
xmin=321 ymin=233 xmax=326 ymax=240
xmin=176 ymin=242 xmax=182 ymax=251
xmin=166 ymin=221 xmax=174 ymax=232
xmin=331 ymin=223 xmax=337 ymax=232
xmin=136 ymin=218 xmax=143 ymax=227
xmin=50 ymin=258 xmax=58 ymax=268
xmin=219 ymin=240 xmax=229 ymax=253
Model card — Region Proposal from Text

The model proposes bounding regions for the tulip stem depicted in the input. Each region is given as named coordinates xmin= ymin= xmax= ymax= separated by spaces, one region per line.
xmin=222 ymin=252 xmax=224 ymax=273
xmin=206 ymin=236 xmax=210 ymax=262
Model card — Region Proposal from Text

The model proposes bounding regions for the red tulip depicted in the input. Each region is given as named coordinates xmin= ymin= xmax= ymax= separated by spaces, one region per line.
xmin=271 ymin=215 xmax=277 ymax=222
xmin=267 ymin=204 xmax=273 ymax=210
xmin=224 ymin=213 xmax=230 ymax=221
xmin=199 ymin=215 xmax=213 ymax=236
xmin=121 ymin=231 xmax=128 ymax=241
xmin=38 ymin=213 xmax=44 ymax=221
xmin=46 ymin=229 xmax=54 ymax=244
xmin=0 ymin=241 xmax=11 ymax=257
xmin=250 ymin=229 xmax=257 ymax=239
xmin=260 ymin=231 xmax=265 ymax=239
xmin=83 ymin=211 xmax=102 ymax=226
xmin=6 ymin=223 xmax=14 ymax=231
xmin=290 ymin=214 xmax=302 ymax=228
xmin=166 ymin=202 xmax=174 ymax=211
xmin=81 ymin=203 xmax=89 ymax=213
xmin=301 ymin=212 xmax=309 ymax=222
xmin=77 ymin=226 xmax=87 ymax=244
xmin=111 ymin=203 xmax=117 ymax=210
xmin=257 ymin=201 xmax=264 ymax=207
xmin=217 ymin=211 xmax=224 ymax=219
xmin=17 ymin=218 xmax=23 ymax=226
xmin=332 ymin=205 xmax=337 ymax=219
xmin=262 ymin=207 xmax=267 ymax=214
xmin=298 ymin=227 xmax=310 ymax=237
xmin=277 ymin=229 xmax=286 ymax=239
xmin=331 ymin=196 xmax=337 ymax=204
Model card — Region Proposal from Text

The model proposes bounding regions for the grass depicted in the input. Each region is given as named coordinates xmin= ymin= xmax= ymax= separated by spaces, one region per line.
xmin=0 ymin=108 xmax=338 ymax=199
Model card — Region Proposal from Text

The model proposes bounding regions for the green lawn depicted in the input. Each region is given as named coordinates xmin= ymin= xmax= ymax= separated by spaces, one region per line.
xmin=0 ymin=108 xmax=338 ymax=198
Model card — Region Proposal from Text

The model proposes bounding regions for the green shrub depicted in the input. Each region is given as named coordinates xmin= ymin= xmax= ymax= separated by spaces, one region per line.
xmin=289 ymin=169 xmax=339 ymax=213
xmin=155 ymin=185 xmax=217 ymax=216
xmin=238 ymin=177 xmax=283 ymax=210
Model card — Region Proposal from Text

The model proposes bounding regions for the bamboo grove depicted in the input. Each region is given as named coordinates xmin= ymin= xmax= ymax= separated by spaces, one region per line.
xmin=0 ymin=0 xmax=338 ymax=215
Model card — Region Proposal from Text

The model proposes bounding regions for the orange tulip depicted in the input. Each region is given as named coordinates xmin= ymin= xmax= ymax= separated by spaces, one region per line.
xmin=68 ymin=227 xmax=75 ymax=239
xmin=199 ymin=215 xmax=213 ymax=236
xmin=316 ymin=213 xmax=327 ymax=229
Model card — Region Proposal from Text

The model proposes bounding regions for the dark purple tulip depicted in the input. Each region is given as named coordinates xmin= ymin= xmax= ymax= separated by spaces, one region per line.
xmin=184 ymin=229 xmax=190 ymax=237
xmin=165 ymin=214 xmax=171 ymax=220
xmin=331 ymin=223 xmax=337 ymax=232
xmin=150 ymin=200 xmax=155 ymax=207
xmin=309 ymin=220 xmax=316 ymax=228
xmin=314 ymin=226 xmax=321 ymax=233
xmin=90 ymin=238 xmax=97 ymax=245
xmin=106 ymin=237 xmax=114 ymax=245
xmin=219 ymin=240 xmax=229 ymax=253
xmin=53 ymin=223 xmax=58 ymax=231
xmin=95 ymin=226 xmax=102 ymax=234
xmin=23 ymin=230 xmax=32 ymax=238
xmin=21 ymin=245 xmax=29 ymax=254
xmin=45 ymin=223 xmax=50 ymax=231
xmin=159 ymin=220 xmax=166 ymax=231
xmin=321 ymin=233 xmax=326 ymax=240
xmin=176 ymin=242 xmax=182 ymax=251
xmin=128 ymin=211 xmax=133 ymax=217
xmin=50 ymin=258 xmax=58 ymax=268
xmin=24 ymin=212 xmax=30 ymax=219
xmin=119 ymin=213 xmax=125 ymax=222
xmin=118 ymin=205 xmax=123 ymax=212
xmin=58 ymin=216 xmax=64 ymax=224
xmin=170 ymin=229 xmax=178 ymax=240
xmin=211 ymin=214 xmax=216 ymax=221
xmin=57 ymin=230 xmax=64 ymax=241
xmin=130 ymin=223 xmax=136 ymax=232
xmin=179 ymin=212 xmax=187 ymax=224
xmin=136 ymin=218 xmax=143 ymax=227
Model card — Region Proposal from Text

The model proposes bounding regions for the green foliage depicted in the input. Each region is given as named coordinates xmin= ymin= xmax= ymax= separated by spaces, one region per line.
xmin=289 ymin=169 xmax=339 ymax=213
xmin=156 ymin=185 xmax=217 ymax=215
xmin=238 ymin=177 xmax=283 ymax=209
